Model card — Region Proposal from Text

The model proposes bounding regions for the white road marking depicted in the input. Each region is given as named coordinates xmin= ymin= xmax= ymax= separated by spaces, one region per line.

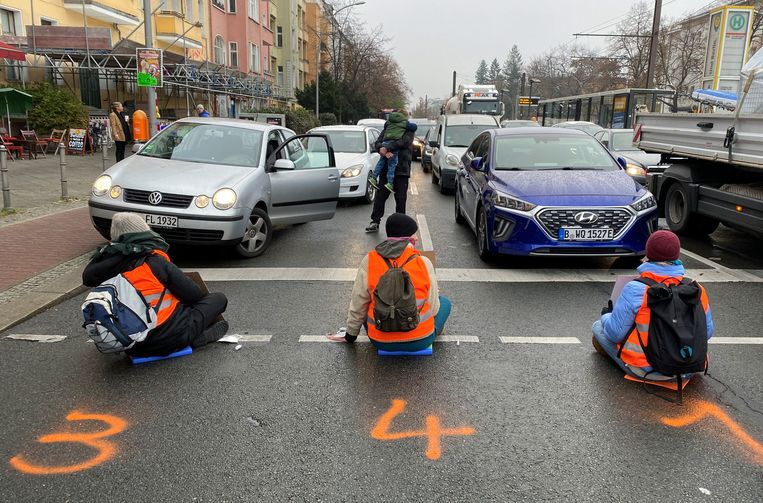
xmin=436 ymin=335 xmax=479 ymax=343
xmin=410 ymin=182 xmax=419 ymax=195
xmin=708 ymin=337 xmax=763 ymax=345
xmin=188 ymin=267 xmax=762 ymax=283
xmin=300 ymin=335 xmax=371 ymax=342
xmin=500 ymin=337 xmax=581 ymax=344
xmin=681 ymin=247 xmax=762 ymax=282
xmin=235 ymin=334 xmax=273 ymax=342
xmin=6 ymin=334 xmax=67 ymax=343
xmin=416 ymin=214 xmax=434 ymax=251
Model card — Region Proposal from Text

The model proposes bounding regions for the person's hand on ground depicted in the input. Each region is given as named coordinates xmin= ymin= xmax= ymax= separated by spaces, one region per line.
xmin=327 ymin=327 xmax=356 ymax=343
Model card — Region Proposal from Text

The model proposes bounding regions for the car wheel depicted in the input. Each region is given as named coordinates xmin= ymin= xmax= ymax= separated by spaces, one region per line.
xmin=439 ymin=173 xmax=449 ymax=194
xmin=477 ymin=207 xmax=495 ymax=262
xmin=454 ymin=187 xmax=465 ymax=225
xmin=363 ymin=179 xmax=376 ymax=204
xmin=431 ymin=166 xmax=439 ymax=184
xmin=665 ymin=183 xmax=719 ymax=236
xmin=235 ymin=208 xmax=272 ymax=258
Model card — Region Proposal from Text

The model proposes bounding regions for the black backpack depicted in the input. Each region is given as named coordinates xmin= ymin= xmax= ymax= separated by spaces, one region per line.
xmin=372 ymin=255 xmax=421 ymax=333
xmin=633 ymin=277 xmax=708 ymax=401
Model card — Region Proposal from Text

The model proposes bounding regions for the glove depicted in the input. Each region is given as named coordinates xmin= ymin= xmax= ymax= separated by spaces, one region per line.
xmin=601 ymin=300 xmax=614 ymax=316
xmin=344 ymin=333 xmax=358 ymax=343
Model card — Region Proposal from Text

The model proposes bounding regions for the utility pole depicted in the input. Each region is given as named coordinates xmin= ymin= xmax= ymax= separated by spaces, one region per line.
xmin=143 ymin=0 xmax=158 ymax=137
xmin=645 ymin=0 xmax=662 ymax=89
xmin=452 ymin=71 xmax=456 ymax=97
xmin=315 ymin=26 xmax=321 ymax=119
xmin=520 ymin=72 xmax=526 ymax=119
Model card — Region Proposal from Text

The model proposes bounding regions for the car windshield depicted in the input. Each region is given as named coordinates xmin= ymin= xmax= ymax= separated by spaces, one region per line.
xmin=610 ymin=131 xmax=637 ymax=151
xmin=139 ymin=122 xmax=263 ymax=167
xmin=315 ymin=130 xmax=366 ymax=153
xmin=502 ymin=121 xmax=540 ymax=128
xmin=463 ymin=100 xmax=501 ymax=115
xmin=494 ymin=135 xmax=618 ymax=171
xmin=445 ymin=124 xmax=494 ymax=147
xmin=418 ymin=125 xmax=435 ymax=138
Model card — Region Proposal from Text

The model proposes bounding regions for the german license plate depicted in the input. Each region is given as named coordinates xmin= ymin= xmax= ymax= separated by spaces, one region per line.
xmin=559 ymin=227 xmax=614 ymax=241
xmin=143 ymin=214 xmax=178 ymax=228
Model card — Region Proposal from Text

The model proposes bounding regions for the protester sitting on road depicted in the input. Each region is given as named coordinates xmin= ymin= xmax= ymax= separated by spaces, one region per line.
xmin=196 ymin=104 xmax=210 ymax=118
xmin=343 ymin=213 xmax=451 ymax=351
xmin=592 ymin=230 xmax=714 ymax=381
xmin=82 ymin=212 xmax=229 ymax=357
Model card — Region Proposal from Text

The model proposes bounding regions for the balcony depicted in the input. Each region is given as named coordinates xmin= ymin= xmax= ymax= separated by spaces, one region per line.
xmin=63 ymin=0 xmax=140 ymax=25
xmin=155 ymin=13 xmax=203 ymax=50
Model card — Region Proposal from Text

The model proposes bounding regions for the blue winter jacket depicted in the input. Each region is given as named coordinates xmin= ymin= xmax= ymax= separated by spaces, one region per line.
xmin=600 ymin=261 xmax=715 ymax=344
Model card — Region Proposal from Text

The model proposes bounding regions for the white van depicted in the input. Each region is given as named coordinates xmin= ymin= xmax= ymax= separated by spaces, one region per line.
xmin=430 ymin=114 xmax=500 ymax=193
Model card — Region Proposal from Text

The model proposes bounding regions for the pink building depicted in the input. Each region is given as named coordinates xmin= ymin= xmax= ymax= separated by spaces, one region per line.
xmin=209 ymin=0 xmax=274 ymax=113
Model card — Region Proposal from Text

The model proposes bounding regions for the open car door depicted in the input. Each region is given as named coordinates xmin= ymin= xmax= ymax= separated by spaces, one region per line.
xmin=267 ymin=134 xmax=340 ymax=225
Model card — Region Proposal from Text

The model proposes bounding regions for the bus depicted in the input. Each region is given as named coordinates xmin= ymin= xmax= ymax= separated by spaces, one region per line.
xmin=539 ymin=88 xmax=675 ymax=129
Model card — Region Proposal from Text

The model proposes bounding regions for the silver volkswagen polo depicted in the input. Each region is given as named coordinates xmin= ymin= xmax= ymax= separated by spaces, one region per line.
xmin=89 ymin=118 xmax=339 ymax=258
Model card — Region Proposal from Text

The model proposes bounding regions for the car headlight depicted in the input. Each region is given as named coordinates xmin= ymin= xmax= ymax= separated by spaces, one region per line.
xmin=341 ymin=164 xmax=363 ymax=178
xmin=92 ymin=175 xmax=112 ymax=197
xmin=212 ymin=188 xmax=237 ymax=210
xmin=630 ymin=192 xmax=656 ymax=212
xmin=445 ymin=154 xmax=462 ymax=167
xmin=625 ymin=162 xmax=646 ymax=177
xmin=110 ymin=185 xmax=122 ymax=199
xmin=491 ymin=191 xmax=536 ymax=212
xmin=413 ymin=139 xmax=423 ymax=147
xmin=195 ymin=195 xmax=210 ymax=208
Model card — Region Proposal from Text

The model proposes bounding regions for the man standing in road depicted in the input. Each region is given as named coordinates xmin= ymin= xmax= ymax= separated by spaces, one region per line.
xmin=365 ymin=112 xmax=416 ymax=233
xmin=196 ymin=104 xmax=210 ymax=118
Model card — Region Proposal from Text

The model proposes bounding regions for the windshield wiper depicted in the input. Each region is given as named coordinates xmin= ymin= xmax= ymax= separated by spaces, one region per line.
xmin=447 ymin=144 xmax=469 ymax=147
xmin=497 ymin=167 xmax=525 ymax=171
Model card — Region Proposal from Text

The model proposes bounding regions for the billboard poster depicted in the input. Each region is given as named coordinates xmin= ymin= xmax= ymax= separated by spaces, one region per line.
xmin=137 ymin=48 xmax=163 ymax=87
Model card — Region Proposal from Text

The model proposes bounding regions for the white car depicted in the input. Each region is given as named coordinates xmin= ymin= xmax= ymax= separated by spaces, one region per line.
xmin=308 ymin=125 xmax=381 ymax=203
xmin=357 ymin=118 xmax=386 ymax=130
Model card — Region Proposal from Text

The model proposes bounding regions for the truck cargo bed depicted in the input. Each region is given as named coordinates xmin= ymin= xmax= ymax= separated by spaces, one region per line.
xmin=635 ymin=112 xmax=763 ymax=170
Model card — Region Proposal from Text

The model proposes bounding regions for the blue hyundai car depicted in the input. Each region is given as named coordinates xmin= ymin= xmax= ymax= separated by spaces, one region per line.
xmin=454 ymin=127 xmax=658 ymax=260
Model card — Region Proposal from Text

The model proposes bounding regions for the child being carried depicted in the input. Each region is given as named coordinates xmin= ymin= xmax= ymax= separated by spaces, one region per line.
xmin=369 ymin=112 xmax=414 ymax=193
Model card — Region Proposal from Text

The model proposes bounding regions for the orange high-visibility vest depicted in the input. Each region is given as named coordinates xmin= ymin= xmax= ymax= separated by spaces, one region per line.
xmin=618 ymin=271 xmax=710 ymax=368
xmin=122 ymin=250 xmax=180 ymax=327
xmin=366 ymin=246 xmax=435 ymax=343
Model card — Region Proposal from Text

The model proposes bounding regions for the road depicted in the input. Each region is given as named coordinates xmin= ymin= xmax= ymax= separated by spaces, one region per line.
xmin=2 ymin=162 xmax=762 ymax=502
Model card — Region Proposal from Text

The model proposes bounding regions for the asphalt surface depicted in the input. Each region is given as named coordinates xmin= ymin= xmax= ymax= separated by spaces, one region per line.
xmin=2 ymin=162 xmax=762 ymax=502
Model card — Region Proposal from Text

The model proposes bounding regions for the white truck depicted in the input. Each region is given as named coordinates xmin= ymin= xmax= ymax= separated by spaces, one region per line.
xmin=444 ymin=84 xmax=504 ymax=116
xmin=635 ymin=108 xmax=763 ymax=237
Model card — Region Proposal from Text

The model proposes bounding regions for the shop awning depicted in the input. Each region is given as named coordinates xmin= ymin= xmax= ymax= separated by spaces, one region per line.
xmin=0 ymin=41 xmax=26 ymax=62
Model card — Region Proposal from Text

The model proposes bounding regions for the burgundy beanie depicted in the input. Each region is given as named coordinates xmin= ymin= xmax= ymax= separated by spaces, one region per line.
xmin=645 ymin=230 xmax=681 ymax=262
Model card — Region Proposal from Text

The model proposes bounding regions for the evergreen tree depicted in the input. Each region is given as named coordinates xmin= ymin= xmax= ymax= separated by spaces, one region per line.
xmin=488 ymin=58 xmax=502 ymax=88
xmin=475 ymin=60 xmax=488 ymax=84
xmin=502 ymin=45 xmax=524 ymax=119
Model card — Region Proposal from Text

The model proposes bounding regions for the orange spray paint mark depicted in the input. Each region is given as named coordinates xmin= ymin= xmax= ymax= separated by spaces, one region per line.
xmin=371 ymin=399 xmax=475 ymax=460
xmin=10 ymin=410 xmax=128 ymax=475
xmin=660 ymin=400 xmax=763 ymax=466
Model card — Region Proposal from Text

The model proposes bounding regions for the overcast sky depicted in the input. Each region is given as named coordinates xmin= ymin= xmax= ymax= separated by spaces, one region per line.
xmin=349 ymin=0 xmax=710 ymax=103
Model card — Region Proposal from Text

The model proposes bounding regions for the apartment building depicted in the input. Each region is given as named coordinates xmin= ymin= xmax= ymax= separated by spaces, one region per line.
xmin=270 ymin=0 xmax=306 ymax=102
xmin=304 ymin=0 xmax=330 ymax=86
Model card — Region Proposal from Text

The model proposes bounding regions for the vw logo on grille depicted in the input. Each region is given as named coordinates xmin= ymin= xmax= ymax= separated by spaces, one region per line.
xmin=148 ymin=191 xmax=163 ymax=205
xmin=574 ymin=211 xmax=599 ymax=224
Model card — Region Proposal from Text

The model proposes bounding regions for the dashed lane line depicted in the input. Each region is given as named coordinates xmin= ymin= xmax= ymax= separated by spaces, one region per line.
xmin=5 ymin=334 xmax=67 ymax=343
xmin=415 ymin=214 xmax=434 ymax=251
xmin=410 ymin=182 xmax=419 ymax=195
xmin=188 ymin=267 xmax=761 ymax=283
xmin=233 ymin=334 xmax=273 ymax=342
xmin=500 ymin=337 xmax=581 ymax=344
xmin=708 ymin=337 xmax=763 ymax=345
xmin=298 ymin=335 xmax=478 ymax=343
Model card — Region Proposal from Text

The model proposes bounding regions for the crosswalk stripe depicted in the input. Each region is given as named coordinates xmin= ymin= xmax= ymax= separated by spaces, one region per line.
xmin=709 ymin=337 xmax=763 ymax=344
xmin=416 ymin=214 xmax=434 ymax=251
xmin=235 ymin=334 xmax=273 ymax=342
xmin=500 ymin=336 xmax=581 ymax=344
xmin=187 ymin=267 xmax=761 ymax=283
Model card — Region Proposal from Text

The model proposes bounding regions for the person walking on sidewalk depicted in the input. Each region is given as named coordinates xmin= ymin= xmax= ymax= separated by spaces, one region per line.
xmin=109 ymin=102 xmax=131 ymax=163
xmin=82 ymin=213 xmax=229 ymax=357
xmin=344 ymin=213 xmax=451 ymax=351
xmin=365 ymin=112 xmax=417 ymax=233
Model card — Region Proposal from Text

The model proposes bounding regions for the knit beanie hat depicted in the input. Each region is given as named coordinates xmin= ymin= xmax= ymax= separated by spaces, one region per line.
xmin=385 ymin=213 xmax=418 ymax=238
xmin=111 ymin=212 xmax=151 ymax=240
xmin=645 ymin=230 xmax=681 ymax=262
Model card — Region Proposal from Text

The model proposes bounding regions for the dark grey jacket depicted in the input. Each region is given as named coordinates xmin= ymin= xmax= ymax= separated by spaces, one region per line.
xmin=374 ymin=126 xmax=415 ymax=177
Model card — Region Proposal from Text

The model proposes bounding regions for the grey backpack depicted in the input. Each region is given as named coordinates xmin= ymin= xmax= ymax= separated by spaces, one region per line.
xmin=372 ymin=255 xmax=421 ymax=333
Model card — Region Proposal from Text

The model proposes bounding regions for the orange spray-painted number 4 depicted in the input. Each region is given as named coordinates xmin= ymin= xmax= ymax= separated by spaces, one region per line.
xmin=10 ymin=411 xmax=128 ymax=475
xmin=371 ymin=399 xmax=475 ymax=460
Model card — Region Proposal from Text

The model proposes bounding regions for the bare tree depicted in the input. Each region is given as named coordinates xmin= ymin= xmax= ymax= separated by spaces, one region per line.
xmin=609 ymin=1 xmax=653 ymax=87
xmin=656 ymin=17 xmax=705 ymax=94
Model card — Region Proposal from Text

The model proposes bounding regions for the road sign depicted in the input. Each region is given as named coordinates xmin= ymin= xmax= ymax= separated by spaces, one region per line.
xmin=518 ymin=96 xmax=540 ymax=106
xmin=702 ymin=5 xmax=754 ymax=92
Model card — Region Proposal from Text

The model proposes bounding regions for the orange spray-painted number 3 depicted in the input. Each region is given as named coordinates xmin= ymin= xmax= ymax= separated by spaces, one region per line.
xmin=10 ymin=411 xmax=128 ymax=475
xmin=371 ymin=399 xmax=475 ymax=460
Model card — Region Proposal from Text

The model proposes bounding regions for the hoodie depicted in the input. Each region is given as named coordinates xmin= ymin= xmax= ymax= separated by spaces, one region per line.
xmin=345 ymin=241 xmax=439 ymax=337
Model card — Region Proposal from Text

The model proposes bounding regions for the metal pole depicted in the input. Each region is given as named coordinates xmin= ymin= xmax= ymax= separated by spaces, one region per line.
xmin=646 ymin=0 xmax=662 ymax=89
xmin=316 ymin=28 xmax=320 ymax=119
xmin=520 ymin=73 xmax=526 ymax=119
xmin=81 ymin=0 xmax=91 ymax=68
xmin=452 ymin=71 xmax=456 ymax=97
xmin=1 ymin=146 xmax=10 ymax=209
xmin=102 ymin=142 xmax=108 ymax=172
xmin=529 ymin=81 xmax=534 ymax=118
xmin=143 ymin=0 xmax=158 ymax=137
xmin=59 ymin=147 xmax=68 ymax=200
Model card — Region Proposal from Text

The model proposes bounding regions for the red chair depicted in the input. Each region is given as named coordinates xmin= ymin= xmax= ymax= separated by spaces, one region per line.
xmin=1 ymin=137 xmax=25 ymax=161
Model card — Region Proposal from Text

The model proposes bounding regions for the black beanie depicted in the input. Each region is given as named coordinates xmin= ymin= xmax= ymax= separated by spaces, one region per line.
xmin=385 ymin=213 xmax=418 ymax=238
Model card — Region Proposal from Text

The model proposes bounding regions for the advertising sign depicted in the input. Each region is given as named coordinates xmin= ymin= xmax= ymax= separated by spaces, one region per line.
xmin=517 ymin=96 xmax=540 ymax=106
xmin=612 ymin=96 xmax=627 ymax=129
xmin=67 ymin=128 xmax=87 ymax=155
xmin=702 ymin=6 xmax=754 ymax=91
xmin=136 ymin=48 xmax=163 ymax=87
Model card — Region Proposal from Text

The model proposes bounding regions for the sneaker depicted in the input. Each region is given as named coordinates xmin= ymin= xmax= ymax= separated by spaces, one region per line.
xmin=365 ymin=222 xmax=380 ymax=233
xmin=195 ymin=320 xmax=230 ymax=347
xmin=368 ymin=176 xmax=380 ymax=189
xmin=592 ymin=335 xmax=607 ymax=356
xmin=384 ymin=182 xmax=394 ymax=192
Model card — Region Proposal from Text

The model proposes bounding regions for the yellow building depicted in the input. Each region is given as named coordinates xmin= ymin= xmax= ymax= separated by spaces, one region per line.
xmin=304 ymin=0 xmax=330 ymax=87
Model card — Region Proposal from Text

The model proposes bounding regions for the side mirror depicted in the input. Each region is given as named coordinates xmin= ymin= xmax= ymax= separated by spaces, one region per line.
xmin=274 ymin=158 xmax=296 ymax=171
xmin=601 ymin=139 xmax=609 ymax=148
xmin=470 ymin=156 xmax=485 ymax=170
xmin=428 ymin=140 xmax=438 ymax=148
xmin=616 ymin=157 xmax=627 ymax=169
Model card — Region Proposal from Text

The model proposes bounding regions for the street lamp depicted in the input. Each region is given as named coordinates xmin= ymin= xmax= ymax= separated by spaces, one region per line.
xmin=319 ymin=1 xmax=365 ymax=120
xmin=528 ymin=78 xmax=541 ymax=119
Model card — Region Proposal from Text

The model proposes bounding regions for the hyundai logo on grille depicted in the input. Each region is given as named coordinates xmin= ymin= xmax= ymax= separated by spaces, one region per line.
xmin=574 ymin=211 xmax=599 ymax=224
xmin=148 ymin=192 xmax=163 ymax=205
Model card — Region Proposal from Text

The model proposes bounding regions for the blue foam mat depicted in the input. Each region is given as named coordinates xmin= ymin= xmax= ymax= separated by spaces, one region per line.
xmin=378 ymin=345 xmax=433 ymax=356
xmin=129 ymin=346 xmax=193 ymax=365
